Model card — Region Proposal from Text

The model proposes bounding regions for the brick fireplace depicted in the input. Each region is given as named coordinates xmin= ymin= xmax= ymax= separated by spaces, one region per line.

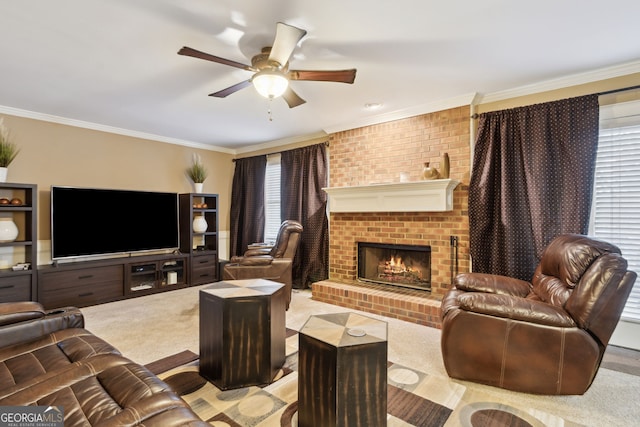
xmin=312 ymin=106 xmax=471 ymax=328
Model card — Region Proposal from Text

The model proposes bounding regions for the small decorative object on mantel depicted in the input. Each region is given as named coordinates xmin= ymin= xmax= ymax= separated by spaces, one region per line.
xmin=441 ymin=152 xmax=450 ymax=179
xmin=0 ymin=117 xmax=20 ymax=183
xmin=421 ymin=162 xmax=440 ymax=180
xmin=187 ymin=153 xmax=208 ymax=193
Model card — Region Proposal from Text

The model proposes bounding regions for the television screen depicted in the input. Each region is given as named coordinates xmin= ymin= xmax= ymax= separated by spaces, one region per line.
xmin=51 ymin=186 xmax=179 ymax=260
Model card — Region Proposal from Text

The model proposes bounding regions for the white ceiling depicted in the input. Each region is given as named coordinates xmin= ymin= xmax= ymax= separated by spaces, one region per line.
xmin=1 ymin=1 xmax=639 ymax=153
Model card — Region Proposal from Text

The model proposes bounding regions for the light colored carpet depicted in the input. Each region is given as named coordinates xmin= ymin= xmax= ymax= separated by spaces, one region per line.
xmin=82 ymin=285 xmax=640 ymax=427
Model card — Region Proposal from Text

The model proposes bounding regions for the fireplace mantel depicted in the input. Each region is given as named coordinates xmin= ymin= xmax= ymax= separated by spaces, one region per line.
xmin=323 ymin=179 xmax=460 ymax=213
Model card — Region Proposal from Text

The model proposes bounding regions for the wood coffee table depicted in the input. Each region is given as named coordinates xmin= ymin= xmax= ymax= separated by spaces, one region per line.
xmin=199 ymin=279 xmax=286 ymax=390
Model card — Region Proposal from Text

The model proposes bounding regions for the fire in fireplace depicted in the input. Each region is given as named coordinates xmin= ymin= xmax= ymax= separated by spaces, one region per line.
xmin=357 ymin=242 xmax=431 ymax=291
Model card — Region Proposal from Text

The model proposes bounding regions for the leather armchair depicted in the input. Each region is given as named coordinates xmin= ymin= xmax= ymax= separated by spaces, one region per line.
xmin=441 ymin=234 xmax=637 ymax=395
xmin=223 ymin=220 xmax=303 ymax=309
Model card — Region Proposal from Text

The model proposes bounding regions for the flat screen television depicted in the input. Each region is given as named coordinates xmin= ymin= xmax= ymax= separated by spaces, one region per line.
xmin=51 ymin=186 xmax=179 ymax=260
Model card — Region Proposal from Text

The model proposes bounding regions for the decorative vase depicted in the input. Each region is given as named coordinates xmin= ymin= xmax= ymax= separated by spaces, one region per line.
xmin=441 ymin=153 xmax=450 ymax=179
xmin=193 ymin=215 xmax=208 ymax=233
xmin=0 ymin=167 xmax=7 ymax=183
xmin=194 ymin=182 xmax=204 ymax=193
xmin=0 ymin=218 xmax=18 ymax=242
xmin=421 ymin=162 xmax=439 ymax=180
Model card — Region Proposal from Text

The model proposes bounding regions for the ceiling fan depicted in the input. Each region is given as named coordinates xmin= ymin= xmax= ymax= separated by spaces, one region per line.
xmin=178 ymin=22 xmax=357 ymax=108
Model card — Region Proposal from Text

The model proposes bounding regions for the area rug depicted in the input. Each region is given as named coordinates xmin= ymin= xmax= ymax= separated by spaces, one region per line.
xmin=149 ymin=330 xmax=582 ymax=427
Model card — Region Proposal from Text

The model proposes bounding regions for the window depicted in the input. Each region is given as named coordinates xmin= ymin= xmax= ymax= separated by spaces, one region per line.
xmin=591 ymin=100 xmax=640 ymax=322
xmin=264 ymin=153 xmax=281 ymax=244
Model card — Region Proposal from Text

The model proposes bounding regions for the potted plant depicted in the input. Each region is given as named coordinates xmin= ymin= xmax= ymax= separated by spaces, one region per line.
xmin=187 ymin=154 xmax=208 ymax=193
xmin=0 ymin=117 xmax=19 ymax=182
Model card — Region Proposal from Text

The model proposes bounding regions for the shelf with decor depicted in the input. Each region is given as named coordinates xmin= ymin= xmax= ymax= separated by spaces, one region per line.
xmin=126 ymin=256 xmax=188 ymax=295
xmin=179 ymin=193 xmax=219 ymax=285
xmin=0 ymin=182 xmax=37 ymax=302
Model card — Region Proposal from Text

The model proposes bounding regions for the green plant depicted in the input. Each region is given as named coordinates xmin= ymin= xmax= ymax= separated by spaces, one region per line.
xmin=0 ymin=118 xmax=19 ymax=168
xmin=187 ymin=154 xmax=208 ymax=183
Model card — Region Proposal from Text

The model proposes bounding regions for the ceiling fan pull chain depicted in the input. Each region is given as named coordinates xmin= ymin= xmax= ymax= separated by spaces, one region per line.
xmin=268 ymin=97 xmax=274 ymax=121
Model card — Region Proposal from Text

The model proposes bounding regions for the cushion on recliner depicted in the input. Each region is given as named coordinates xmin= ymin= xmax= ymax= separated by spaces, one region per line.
xmin=536 ymin=234 xmax=620 ymax=288
xmin=0 ymin=329 xmax=121 ymax=397
xmin=532 ymin=234 xmax=621 ymax=306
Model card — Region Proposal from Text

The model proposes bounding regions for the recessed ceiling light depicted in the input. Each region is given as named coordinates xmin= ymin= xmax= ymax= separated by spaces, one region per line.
xmin=364 ymin=102 xmax=383 ymax=110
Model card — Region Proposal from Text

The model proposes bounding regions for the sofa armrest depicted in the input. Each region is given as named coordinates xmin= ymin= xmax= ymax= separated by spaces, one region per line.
xmin=244 ymin=247 xmax=273 ymax=257
xmin=0 ymin=302 xmax=85 ymax=347
xmin=0 ymin=301 xmax=46 ymax=326
xmin=454 ymin=272 xmax=532 ymax=297
xmin=457 ymin=293 xmax=576 ymax=327
xmin=237 ymin=255 xmax=274 ymax=266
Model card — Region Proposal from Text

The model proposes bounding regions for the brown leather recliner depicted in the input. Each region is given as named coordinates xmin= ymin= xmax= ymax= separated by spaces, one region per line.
xmin=223 ymin=220 xmax=303 ymax=309
xmin=441 ymin=234 xmax=637 ymax=395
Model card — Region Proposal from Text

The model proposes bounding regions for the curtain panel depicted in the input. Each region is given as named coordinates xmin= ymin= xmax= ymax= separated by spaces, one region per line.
xmin=469 ymin=95 xmax=600 ymax=280
xmin=229 ymin=156 xmax=267 ymax=257
xmin=281 ymin=143 xmax=329 ymax=288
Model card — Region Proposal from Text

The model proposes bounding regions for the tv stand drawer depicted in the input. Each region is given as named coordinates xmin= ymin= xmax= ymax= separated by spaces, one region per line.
xmin=39 ymin=265 xmax=124 ymax=309
xmin=190 ymin=255 xmax=218 ymax=285
xmin=0 ymin=274 xmax=32 ymax=302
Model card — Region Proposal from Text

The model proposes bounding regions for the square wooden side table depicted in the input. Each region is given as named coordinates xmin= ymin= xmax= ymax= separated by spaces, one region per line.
xmin=199 ymin=279 xmax=286 ymax=390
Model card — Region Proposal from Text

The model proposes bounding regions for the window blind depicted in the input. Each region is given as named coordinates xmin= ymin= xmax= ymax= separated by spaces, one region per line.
xmin=592 ymin=101 xmax=640 ymax=322
xmin=264 ymin=153 xmax=281 ymax=244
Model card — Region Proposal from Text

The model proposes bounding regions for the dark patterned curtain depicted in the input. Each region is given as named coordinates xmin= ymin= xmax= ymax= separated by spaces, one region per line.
xmin=229 ymin=156 xmax=267 ymax=257
xmin=281 ymin=143 xmax=329 ymax=288
xmin=469 ymin=95 xmax=600 ymax=280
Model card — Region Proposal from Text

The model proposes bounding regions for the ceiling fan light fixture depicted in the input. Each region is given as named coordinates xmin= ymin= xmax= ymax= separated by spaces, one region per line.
xmin=252 ymin=69 xmax=289 ymax=99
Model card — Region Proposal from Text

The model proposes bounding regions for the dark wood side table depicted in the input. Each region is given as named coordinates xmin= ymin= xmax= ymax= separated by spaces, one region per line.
xmin=199 ymin=279 xmax=286 ymax=390
xmin=298 ymin=312 xmax=388 ymax=427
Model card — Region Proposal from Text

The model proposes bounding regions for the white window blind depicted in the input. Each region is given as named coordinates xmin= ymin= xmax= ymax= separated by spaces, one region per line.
xmin=264 ymin=153 xmax=281 ymax=244
xmin=591 ymin=100 xmax=640 ymax=322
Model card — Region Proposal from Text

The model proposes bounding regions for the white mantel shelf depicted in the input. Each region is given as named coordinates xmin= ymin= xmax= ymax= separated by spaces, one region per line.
xmin=323 ymin=179 xmax=460 ymax=213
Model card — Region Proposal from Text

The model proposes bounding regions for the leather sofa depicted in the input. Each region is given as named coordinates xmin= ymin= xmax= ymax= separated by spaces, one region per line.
xmin=223 ymin=220 xmax=303 ymax=309
xmin=0 ymin=301 xmax=207 ymax=426
xmin=441 ymin=234 xmax=637 ymax=395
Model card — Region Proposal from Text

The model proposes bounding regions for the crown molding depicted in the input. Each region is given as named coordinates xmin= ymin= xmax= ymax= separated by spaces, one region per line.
xmin=477 ymin=60 xmax=640 ymax=104
xmin=0 ymin=104 xmax=235 ymax=154
xmin=322 ymin=93 xmax=478 ymax=134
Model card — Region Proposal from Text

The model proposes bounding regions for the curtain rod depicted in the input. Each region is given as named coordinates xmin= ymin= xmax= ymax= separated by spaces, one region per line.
xmin=598 ymin=84 xmax=640 ymax=96
xmin=232 ymin=140 xmax=330 ymax=162
xmin=469 ymin=84 xmax=640 ymax=119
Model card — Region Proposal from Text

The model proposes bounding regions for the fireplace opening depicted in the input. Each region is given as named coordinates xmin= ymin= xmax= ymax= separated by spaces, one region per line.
xmin=357 ymin=242 xmax=431 ymax=291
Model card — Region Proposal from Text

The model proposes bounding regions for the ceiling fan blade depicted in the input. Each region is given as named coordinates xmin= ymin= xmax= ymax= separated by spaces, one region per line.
xmin=289 ymin=69 xmax=357 ymax=84
xmin=178 ymin=46 xmax=253 ymax=71
xmin=268 ymin=22 xmax=307 ymax=67
xmin=282 ymin=87 xmax=306 ymax=108
xmin=209 ymin=80 xmax=252 ymax=98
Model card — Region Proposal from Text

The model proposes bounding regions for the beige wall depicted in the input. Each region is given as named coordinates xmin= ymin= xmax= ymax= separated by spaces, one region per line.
xmin=1 ymin=113 xmax=234 ymax=264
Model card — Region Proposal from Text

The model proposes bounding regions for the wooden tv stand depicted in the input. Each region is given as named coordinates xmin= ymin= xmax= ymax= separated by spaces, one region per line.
xmin=37 ymin=252 xmax=190 ymax=309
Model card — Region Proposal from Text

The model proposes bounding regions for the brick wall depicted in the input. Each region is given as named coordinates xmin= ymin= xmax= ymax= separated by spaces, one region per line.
xmin=327 ymin=106 xmax=471 ymax=297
